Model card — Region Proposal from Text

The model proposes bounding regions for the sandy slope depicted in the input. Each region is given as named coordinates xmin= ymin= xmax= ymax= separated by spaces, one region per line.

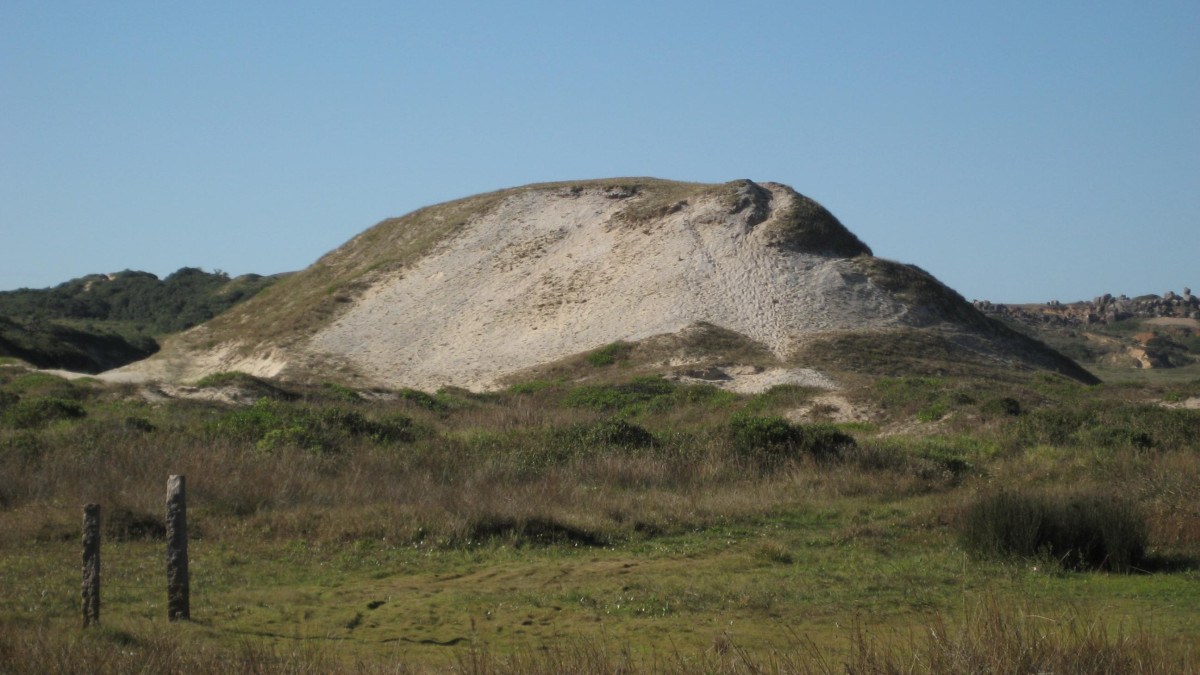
xmin=112 ymin=178 xmax=1082 ymax=392
xmin=306 ymin=183 xmax=903 ymax=390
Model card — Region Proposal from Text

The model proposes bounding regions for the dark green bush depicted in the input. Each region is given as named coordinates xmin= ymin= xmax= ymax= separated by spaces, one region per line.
xmin=960 ymin=490 xmax=1147 ymax=572
xmin=106 ymin=507 xmax=166 ymax=541
xmin=319 ymin=382 xmax=362 ymax=402
xmin=211 ymin=399 xmax=413 ymax=453
xmin=673 ymin=383 xmax=737 ymax=406
xmin=194 ymin=371 xmax=296 ymax=400
xmin=727 ymin=414 xmax=854 ymax=461
xmin=556 ymin=418 xmax=657 ymax=450
xmin=981 ymin=396 xmax=1022 ymax=417
xmin=4 ymin=372 xmax=82 ymax=399
xmin=0 ymin=267 xmax=275 ymax=335
xmin=396 ymin=388 xmax=447 ymax=411
xmin=122 ymin=416 xmax=156 ymax=432
xmin=465 ymin=515 xmax=608 ymax=548
xmin=585 ymin=341 xmax=633 ymax=367
xmin=1085 ymin=426 xmax=1154 ymax=450
xmin=507 ymin=380 xmax=556 ymax=395
xmin=2 ymin=397 xmax=86 ymax=429
xmin=194 ymin=371 xmax=257 ymax=388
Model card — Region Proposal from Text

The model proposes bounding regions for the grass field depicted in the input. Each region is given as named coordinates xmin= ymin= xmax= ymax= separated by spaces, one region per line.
xmin=1 ymin=363 xmax=1197 ymax=672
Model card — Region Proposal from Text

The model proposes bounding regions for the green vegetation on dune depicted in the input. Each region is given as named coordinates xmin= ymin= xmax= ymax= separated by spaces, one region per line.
xmin=0 ymin=364 xmax=1197 ymax=671
xmin=0 ymin=268 xmax=278 ymax=372
xmin=0 ymin=268 xmax=277 ymax=334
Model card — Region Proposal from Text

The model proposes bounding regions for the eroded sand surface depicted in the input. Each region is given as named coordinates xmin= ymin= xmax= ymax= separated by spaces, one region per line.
xmin=308 ymin=185 xmax=903 ymax=390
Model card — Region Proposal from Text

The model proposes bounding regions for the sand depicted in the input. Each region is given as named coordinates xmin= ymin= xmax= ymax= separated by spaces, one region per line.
xmin=305 ymin=183 xmax=904 ymax=391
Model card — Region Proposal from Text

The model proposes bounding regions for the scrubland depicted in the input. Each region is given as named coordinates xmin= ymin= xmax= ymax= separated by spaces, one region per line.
xmin=1 ymin=360 xmax=1197 ymax=673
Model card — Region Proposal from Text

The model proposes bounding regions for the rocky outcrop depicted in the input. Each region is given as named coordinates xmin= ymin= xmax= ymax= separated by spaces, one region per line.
xmin=975 ymin=287 xmax=1200 ymax=328
xmin=975 ymin=288 xmax=1199 ymax=370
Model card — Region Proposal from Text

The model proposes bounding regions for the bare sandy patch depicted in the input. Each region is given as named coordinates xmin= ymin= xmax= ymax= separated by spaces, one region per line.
xmin=785 ymin=393 xmax=875 ymax=424
xmin=1162 ymin=397 xmax=1200 ymax=410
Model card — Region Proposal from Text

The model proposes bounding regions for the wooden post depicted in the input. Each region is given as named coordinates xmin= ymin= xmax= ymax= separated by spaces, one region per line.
xmin=166 ymin=475 xmax=189 ymax=621
xmin=82 ymin=503 xmax=100 ymax=627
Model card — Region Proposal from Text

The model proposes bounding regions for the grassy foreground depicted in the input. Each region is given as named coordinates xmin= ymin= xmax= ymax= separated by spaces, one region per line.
xmin=0 ymin=363 xmax=1197 ymax=672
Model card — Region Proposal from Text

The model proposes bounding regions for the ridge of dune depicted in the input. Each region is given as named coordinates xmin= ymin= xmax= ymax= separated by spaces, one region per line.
xmin=108 ymin=178 xmax=1095 ymax=390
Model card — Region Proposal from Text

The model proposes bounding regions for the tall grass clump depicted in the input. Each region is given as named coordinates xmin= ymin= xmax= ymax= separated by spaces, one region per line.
xmin=845 ymin=598 xmax=1191 ymax=675
xmin=960 ymin=489 xmax=1147 ymax=572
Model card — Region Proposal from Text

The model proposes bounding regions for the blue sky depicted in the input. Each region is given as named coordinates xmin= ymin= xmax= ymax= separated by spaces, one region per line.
xmin=2 ymin=1 xmax=1196 ymax=302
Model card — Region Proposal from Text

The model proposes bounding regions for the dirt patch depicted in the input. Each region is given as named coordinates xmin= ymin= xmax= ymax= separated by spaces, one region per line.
xmin=1162 ymin=397 xmax=1200 ymax=410
xmin=785 ymin=393 xmax=875 ymax=424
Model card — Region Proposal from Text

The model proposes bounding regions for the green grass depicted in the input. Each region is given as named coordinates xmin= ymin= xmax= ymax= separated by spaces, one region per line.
xmin=2 ymin=498 xmax=1194 ymax=669
xmin=585 ymin=341 xmax=633 ymax=367
xmin=0 ymin=370 xmax=1197 ymax=670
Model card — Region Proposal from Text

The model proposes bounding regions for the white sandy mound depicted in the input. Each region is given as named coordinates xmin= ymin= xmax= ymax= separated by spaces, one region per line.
xmin=106 ymin=342 xmax=288 ymax=385
xmin=308 ymin=183 xmax=903 ymax=391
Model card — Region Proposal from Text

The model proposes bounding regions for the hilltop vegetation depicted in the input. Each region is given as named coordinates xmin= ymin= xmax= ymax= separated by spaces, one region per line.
xmin=0 ymin=268 xmax=279 ymax=372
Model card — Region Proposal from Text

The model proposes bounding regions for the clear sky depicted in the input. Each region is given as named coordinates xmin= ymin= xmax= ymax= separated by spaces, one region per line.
xmin=2 ymin=1 xmax=1196 ymax=302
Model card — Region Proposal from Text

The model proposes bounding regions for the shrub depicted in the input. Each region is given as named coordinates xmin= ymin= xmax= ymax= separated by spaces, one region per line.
xmin=586 ymin=341 xmax=633 ymax=367
xmin=396 ymin=388 xmax=447 ymax=411
xmin=1 ymin=397 xmax=86 ymax=429
xmin=106 ymin=507 xmax=166 ymax=541
xmin=464 ymin=515 xmax=608 ymax=548
xmin=727 ymin=414 xmax=854 ymax=461
xmin=982 ymin=396 xmax=1022 ymax=417
xmin=319 ymin=382 xmax=362 ymax=402
xmin=960 ymin=490 xmax=1147 ymax=572
xmin=556 ymin=418 xmax=657 ymax=450
xmin=916 ymin=403 xmax=948 ymax=422
xmin=1085 ymin=426 xmax=1154 ymax=450
xmin=194 ymin=371 xmax=257 ymax=388
xmin=194 ymin=371 xmax=295 ymax=400
xmin=507 ymin=380 xmax=556 ymax=395
xmin=563 ymin=377 xmax=677 ymax=412
xmin=123 ymin=416 xmax=156 ymax=432
xmin=673 ymin=383 xmax=737 ymax=406
xmin=4 ymin=372 xmax=81 ymax=399
xmin=212 ymin=399 xmax=413 ymax=453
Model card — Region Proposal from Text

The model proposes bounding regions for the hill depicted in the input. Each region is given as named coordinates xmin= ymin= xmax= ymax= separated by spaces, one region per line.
xmin=112 ymin=179 xmax=1095 ymax=388
xmin=0 ymin=268 xmax=279 ymax=372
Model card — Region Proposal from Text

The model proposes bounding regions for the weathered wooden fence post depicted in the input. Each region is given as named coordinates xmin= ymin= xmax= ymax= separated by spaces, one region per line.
xmin=82 ymin=503 xmax=100 ymax=627
xmin=166 ymin=475 xmax=189 ymax=621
